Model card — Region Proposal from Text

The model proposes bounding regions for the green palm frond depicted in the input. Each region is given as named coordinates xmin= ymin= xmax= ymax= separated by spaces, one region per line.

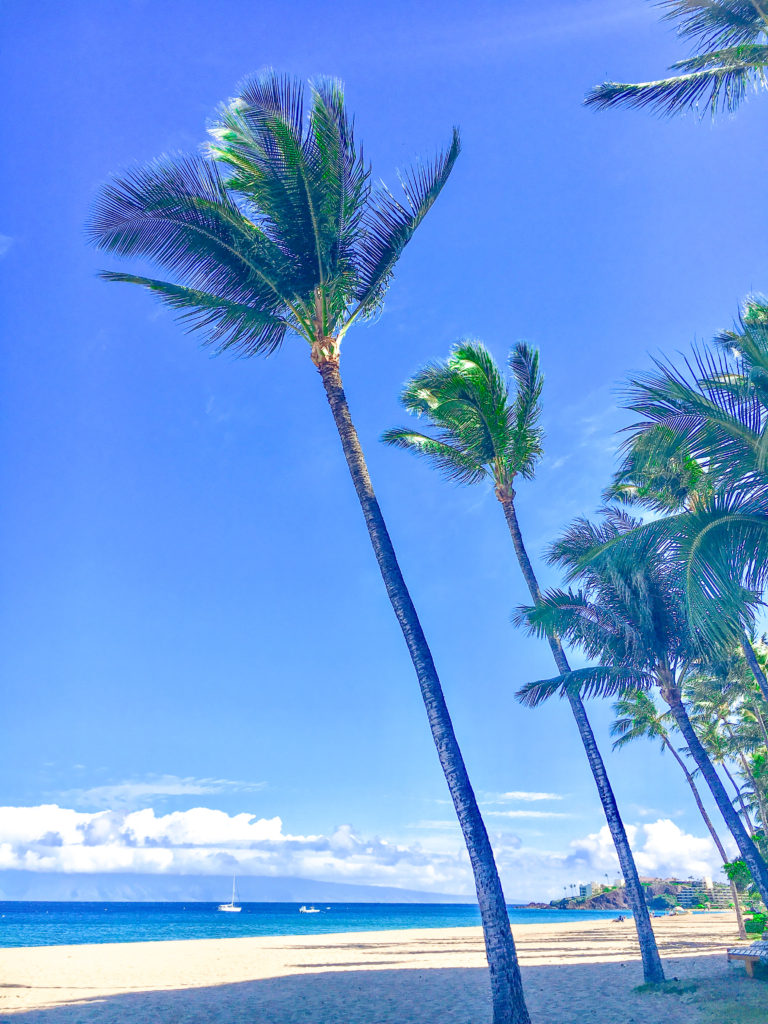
xmin=611 ymin=690 xmax=669 ymax=750
xmin=90 ymin=70 xmax=459 ymax=357
xmin=585 ymin=1 xmax=768 ymax=116
xmin=619 ymin=350 xmax=765 ymax=487
xmin=353 ymin=129 xmax=461 ymax=318
xmin=508 ymin=343 xmax=544 ymax=480
xmin=382 ymin=340 xmax=544 ymax=494
xmin=586 ymin=50 xmax=768 ymax=115
xmin=516 ymin=666 xmax=655 ymax=708
xmin=660 ymin=1 xmax=767 ymax=49
xmin=99 ymin=272 xmax=289 ymax=355
xmin=379 ymin=428 xmax=487 ymax=485
xmin=517 ymin=509 xmax=697 ymax=691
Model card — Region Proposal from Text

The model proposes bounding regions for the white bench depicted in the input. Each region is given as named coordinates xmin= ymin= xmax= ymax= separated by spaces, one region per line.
xmin=727 ymin=941 xmax=768 ymax=978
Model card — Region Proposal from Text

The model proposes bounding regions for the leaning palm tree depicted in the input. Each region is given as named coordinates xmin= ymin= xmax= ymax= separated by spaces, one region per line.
xmin=88 ymin=72 xmax=530 ymax=1024
xmin=382 ymin=341 xmax=665 ymax=983
xmin=586 ymin=0 xmax=768 ymax=116
xmin=612 ymin=690 xmax=747 ymax=936
xmin=515 ymin=508 xmax=768 ymax=907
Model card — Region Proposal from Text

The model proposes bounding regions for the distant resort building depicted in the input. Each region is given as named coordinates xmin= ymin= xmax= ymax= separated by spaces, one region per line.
xmin=674 ymin=877 xmax=732 ymax=909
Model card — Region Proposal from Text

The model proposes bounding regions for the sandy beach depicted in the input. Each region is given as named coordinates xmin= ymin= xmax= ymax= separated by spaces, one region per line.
xmin=0 ymin=912 xmax=762 ymax=1023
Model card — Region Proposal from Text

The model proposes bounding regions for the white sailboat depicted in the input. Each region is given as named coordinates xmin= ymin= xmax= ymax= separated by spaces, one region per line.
xmin=218 ymin=876 xmax=241 ymax=912
xmin=299 ymin=905 xmax=320 ymax=913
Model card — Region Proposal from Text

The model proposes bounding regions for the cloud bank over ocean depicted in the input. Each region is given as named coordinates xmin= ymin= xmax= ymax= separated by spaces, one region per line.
xmin=0 ymin=804 xmax=728 ymax=900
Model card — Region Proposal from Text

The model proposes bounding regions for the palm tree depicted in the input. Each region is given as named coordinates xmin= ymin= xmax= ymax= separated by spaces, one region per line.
xmin=607 ymin=310 xmax=768 ymax=702
xmin=515 ymin=508 xmax=768 ymax=907
xmin=88 ymin=72 xmax=531 ymax=1024
xmin=612 ymin=690 xmax=747 ymax=936
xmin=685 ymin=670 xmax=768 ymax=831
xmin=382 ymin=341 xmax=665 ymax=982
xmin=585 ymin=0 xmax=768 ymax=116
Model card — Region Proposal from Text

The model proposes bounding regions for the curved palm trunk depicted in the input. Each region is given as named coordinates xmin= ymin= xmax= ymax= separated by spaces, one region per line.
xmin=661 ymin=684 xmax=768 ymax=906
xmin=741 ymin=636 xmax=768 ymax=705
xmin=663 ymin=739 xmax=746 ymax=938
xmin=499 ymin=496 xmax=665 ymax=984
xmin=317 ymin=356 xmax=530 ymax=1024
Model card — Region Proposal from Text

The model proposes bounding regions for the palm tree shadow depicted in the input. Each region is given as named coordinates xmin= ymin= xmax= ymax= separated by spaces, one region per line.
xmin=2 ymin=954 xmax=743 ymax=1024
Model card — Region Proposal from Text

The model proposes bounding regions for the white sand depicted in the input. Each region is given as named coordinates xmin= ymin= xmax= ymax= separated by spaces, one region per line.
xmin=0 ymin=913 xmax=754 ymax=1022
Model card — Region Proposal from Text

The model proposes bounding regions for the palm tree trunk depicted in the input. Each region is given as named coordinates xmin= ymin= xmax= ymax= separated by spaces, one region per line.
xmin=663 ymin=739 xmax=747 ymax=938
xmin=722 ymin=760 xmax=755 ymax=836
xmin=741 ymin=636 xmax=768 ymax=705
xmin=499 ymin=495 xmax=665 ymax=984
xmin=661 ymin=683 xmax=768 ymax=907
xmin=317 ymin=356 xmax=530 ymax=1024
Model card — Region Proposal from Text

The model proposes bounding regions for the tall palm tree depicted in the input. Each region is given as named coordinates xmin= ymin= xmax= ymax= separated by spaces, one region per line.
xmin=515 ymin=508 xmax=768 ymax=906
xmin=382 ymin=341 xmax=665 ymax=983
xmin=88 ymin=72 xmax=531 ymax=1024
xmin=611 ymin=690 xmax=747 ymax=936
xmin=586 ymin=0 xmax=768 ymax=116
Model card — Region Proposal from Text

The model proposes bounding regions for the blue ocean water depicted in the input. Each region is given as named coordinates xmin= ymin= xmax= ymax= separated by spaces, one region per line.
xmin=0 ymin=902 xmax=630 ymax=948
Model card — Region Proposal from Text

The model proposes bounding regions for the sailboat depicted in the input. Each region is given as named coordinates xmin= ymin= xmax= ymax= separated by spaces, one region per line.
xmin=218 ymin=875 xmax=241 ymax=913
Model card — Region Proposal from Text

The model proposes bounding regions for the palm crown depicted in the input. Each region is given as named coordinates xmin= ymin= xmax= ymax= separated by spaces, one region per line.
xmin=610 ymin=305 xmax=768 ymax=641
xmin=381 ymin=341 xmax=543 ymax=498
xmin=586 ymin=0 xmax=768 ymax=116
xmin=515 ymin=508 xmax=694 ymax=705
xmin=88 ymin=71 xmax=460 ymax=363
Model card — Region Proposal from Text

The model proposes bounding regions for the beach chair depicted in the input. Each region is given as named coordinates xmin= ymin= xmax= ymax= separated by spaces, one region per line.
xmin=727 ymin=941 xmax=768 ymax=978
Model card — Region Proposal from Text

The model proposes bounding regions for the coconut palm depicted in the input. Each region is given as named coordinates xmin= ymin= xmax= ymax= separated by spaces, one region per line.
xmin=685 ymin=670 xmax=768 ymax=831
xmin=611 ymin=690 xmax=747 ymax=936
xmin=606 ymin=310 xmax=768 ymax=701
xmin=88 ymin=72 xmax=531 ymax=1024
xmin=586 ymin=0 xmax=768 ymax=116
xmin=515 ymin=508 xmax=768 ymax=906
xmin=382 ymin=341 xmax=665 ymax=983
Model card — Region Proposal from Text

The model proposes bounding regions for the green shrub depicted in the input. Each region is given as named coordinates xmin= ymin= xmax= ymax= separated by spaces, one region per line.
xmin=745 ymin=913 xmax=766 ymax=934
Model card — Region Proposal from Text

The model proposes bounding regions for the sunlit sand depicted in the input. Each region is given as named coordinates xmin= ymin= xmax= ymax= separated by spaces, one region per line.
xmin=0 ymin=912 xmax=758 ymax=1022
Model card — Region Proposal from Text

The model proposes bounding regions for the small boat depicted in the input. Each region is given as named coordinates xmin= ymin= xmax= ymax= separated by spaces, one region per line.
xmin=298 ymin=905 xmax=320 ymax=914
xmin=218 ymin=876 xmax=241 ymax=912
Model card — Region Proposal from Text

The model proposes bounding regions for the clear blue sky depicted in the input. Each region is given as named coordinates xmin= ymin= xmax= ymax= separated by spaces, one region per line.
xmin=1 ymin=0 xmax=766 ymax=899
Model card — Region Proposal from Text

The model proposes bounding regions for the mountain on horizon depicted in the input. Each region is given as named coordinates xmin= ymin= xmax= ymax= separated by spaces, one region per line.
xmin=0 ymin=872 xmax=472 ymax=904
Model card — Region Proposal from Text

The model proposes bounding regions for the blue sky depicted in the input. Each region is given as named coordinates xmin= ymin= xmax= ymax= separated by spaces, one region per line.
xmin=1 ymin=0 xmax=767 ymax=899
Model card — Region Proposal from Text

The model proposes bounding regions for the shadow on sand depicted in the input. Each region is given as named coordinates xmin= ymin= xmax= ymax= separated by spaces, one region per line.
xmin=2 ymin=953 xmax=755 ymax=1024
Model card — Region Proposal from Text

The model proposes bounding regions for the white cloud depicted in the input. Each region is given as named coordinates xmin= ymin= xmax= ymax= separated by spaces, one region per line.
xmin=565 ymin=819 xmax=731 ymax=881
xmin=485 ymin=791 xmax=564 ymax=803
xmin=488 ymin=811 xmax=572 ymax=819
xmin=0 ymin=806 xmax=732 ymax=899
xmin=64 ymin=775 xmax=265 ymax=809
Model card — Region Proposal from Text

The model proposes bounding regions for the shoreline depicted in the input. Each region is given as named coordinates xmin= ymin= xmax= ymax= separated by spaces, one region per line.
xmin=0 ymin=913 xmax=750 ymax=1022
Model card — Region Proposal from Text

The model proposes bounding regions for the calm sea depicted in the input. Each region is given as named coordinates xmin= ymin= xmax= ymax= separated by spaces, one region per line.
xmin=0 ymin=903 xmax=630 ymax=948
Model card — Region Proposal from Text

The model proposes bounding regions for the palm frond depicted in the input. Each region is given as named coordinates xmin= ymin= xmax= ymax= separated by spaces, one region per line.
xmin=516 ymin=666 xmax=654 ymax=708
xmin=88 ymin=154 xmax=295 ymax=320
xmin=659 ymin=1 xmax=767 ymax=49
xmin=380 ymin=427 xmax=487 ymax=485
xmin=507 ymin=342 xmax=544 ymax=480
xmin=98 ymin=272 xmax=288 ymax=355
xmin=353 ymin=129 xmax=460 ymax=316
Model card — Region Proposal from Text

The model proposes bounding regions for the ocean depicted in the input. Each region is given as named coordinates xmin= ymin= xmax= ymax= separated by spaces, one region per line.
xmin=0 ymin=902 xmax=630 ymax=948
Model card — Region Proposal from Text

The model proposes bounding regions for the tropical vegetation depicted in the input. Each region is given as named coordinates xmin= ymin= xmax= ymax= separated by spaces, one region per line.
xmin=382 ymin=342 xmax=665 ymax=982
xmin=89 ymin=72 xmax=531 ymax=1024
xmin=586 ymin=0 xmax=768 ymax=116
xmin=514 ymin=508 xmax=768 ymax=907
